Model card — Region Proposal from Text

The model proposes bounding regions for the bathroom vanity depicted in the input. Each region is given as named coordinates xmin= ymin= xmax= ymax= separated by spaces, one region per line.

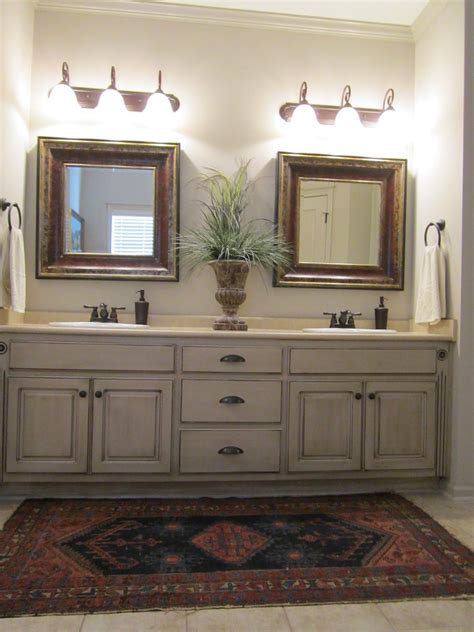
xmin=0 ymin=322 xmax=453 ymax=494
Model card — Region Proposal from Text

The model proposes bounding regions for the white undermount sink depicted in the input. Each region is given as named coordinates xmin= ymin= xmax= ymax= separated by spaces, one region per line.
xmin=303 ymin=328 xmax=397 ymax=334
xmin=49 ymin=321 xmax=150 ymax=329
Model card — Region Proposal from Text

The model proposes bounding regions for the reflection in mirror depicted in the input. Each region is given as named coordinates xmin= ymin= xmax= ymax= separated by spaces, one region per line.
xmin=64 ymin=166 xmax=154 ymax=255
xmin=37 ymin=137 xmax=179 ymax=280
xmin=275 ymin=152 xmax=407 ymax=289
xmin=298 ymin=179 xmax=381 ymax=266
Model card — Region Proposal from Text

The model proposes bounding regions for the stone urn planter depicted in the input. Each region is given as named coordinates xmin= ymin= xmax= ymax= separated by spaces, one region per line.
xmin=210 ymin=259 xmax=250 ymax=331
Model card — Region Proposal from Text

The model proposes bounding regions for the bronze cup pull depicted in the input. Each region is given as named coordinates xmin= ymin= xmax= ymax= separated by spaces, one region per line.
xmin=219 ymin=395 xmax=245 ymax=404
xmin=218 ymin=446 xmax=244 ymax=455
xmin=220 ymin=354 xmax=246 ymax=363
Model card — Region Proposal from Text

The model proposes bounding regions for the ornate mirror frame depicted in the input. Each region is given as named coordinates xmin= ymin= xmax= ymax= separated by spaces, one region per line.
xmin=274 ymin=152 xmax=407 ymax=290
xmin=37 ymin=137 xmax=180 ymax=280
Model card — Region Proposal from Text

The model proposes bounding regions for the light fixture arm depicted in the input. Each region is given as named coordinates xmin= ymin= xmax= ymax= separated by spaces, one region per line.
xmin=340 ymin=84 xmax=352 ymax=107
xmin=299 ymin=81 xmax=308 ymax=104
xmin=61 ymin=61 xmax=70 ymax=85
xmin=108 ymin=66 xmax=117 ymax=90
xmin=382 ymin=88 xmax=395 ymax=111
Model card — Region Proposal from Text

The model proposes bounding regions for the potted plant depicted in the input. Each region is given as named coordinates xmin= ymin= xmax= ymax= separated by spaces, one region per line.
xmin=179 ymin=162 xmax=291 ymax=330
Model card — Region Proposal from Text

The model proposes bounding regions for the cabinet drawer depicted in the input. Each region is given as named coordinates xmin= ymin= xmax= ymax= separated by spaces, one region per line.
xmin=10 ymin=342 xmax=175 ymax=372
xmin=290 ymin=349 xmax=437 ymax=374
xmin=181 ymin=380 xmax=281 ymax=423
xmin=182 ymin=346 xmax=282 ymax=373
xmin=180 ymin=429 xmax=281 ymax=473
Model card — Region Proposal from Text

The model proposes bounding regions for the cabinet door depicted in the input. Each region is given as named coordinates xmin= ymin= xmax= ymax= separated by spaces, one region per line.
xmin=91 ymin=379 xmax=172 ymax=473
xmin=364 ymin=381 xmax=436 ymax=470
xmin=6 ymin=377 xmax=89 ymax=473
xmin=289 ymin=381 xmax=363 ymax=471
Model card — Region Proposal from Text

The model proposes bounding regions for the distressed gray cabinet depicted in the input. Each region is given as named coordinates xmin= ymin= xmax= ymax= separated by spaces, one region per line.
xmin=91 ymin=378 xmax=172 ymax=474
xmin=0 ymin=331 xmax=451 ymax=488
xmin=288 ymin=381 xmax=363 ymax=472
xmin=6 ymin=376 xmax=89 ymax=473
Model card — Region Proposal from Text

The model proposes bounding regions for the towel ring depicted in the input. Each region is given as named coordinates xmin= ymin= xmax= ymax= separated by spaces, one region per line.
xmin=424 ymin=219 xmax=445 ymax=247
xmin=7 ymin=203 xmax=22 ymax=231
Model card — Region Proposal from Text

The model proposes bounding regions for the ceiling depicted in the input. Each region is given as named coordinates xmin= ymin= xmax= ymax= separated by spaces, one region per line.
xmin=148 ymin=0 xmax=431 ymax=26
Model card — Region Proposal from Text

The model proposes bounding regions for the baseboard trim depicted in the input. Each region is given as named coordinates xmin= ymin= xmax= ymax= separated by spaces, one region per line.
xmin=443 ymin=483 xmax=474 ymax=500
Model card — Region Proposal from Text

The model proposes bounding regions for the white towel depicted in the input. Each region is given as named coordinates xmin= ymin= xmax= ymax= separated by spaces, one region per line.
xmin=2 ymin=227 xmax=26 ymax=313
xmin=415 ymin=244 xmax=446 ymax=325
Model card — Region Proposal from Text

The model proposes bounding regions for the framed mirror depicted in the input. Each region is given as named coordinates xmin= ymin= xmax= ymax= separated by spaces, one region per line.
xmin=274 ymin=152 xmax=407 ymax=289
xmin=37 ymin=137 xmax=180 ymax=280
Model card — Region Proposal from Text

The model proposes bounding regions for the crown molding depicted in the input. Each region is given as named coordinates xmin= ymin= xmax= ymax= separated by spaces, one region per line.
xmin=34 ymin=0 xmax=414 ymax=42
xmin=412 ymin=0 xmax=450 ymax=41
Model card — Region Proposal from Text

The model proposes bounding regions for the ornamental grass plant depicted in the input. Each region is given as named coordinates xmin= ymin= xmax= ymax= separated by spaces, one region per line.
xmin=179 ymin=161 xmax=291 ymax=270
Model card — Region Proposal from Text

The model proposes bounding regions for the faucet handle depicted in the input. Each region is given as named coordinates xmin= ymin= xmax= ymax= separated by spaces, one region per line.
xmin=110 ymin=306 xmax=126 ymax=323
xmin=323 ymin=311 xmax=338 ymax=328
xmin=84 ymin=305 xmax=98 ymax=322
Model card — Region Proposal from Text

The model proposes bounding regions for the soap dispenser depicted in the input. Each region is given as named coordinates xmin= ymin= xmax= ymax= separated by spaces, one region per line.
xmin=375 ymin=296 xmax=388 ymax=329
xmin=135 ymin=289 xmax=149 ymax=325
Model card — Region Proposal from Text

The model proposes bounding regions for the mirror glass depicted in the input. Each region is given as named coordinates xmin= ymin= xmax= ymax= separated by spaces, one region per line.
xmin=298 ymin=179 xmax=381 ymax=266
xmin=64 ymin=165 xmax=154 ymax=255
xmin=275 ymin=152 xmax=407 ymax=289
xmin=37 ymin=137 xmax=180 ymax=280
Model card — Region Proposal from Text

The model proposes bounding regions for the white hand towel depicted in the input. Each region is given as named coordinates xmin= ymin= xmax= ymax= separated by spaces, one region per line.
xmin=415 ymin=244 xmax=446 ymax=325
xmin=2 ymin=227 xmax=26 ymax=313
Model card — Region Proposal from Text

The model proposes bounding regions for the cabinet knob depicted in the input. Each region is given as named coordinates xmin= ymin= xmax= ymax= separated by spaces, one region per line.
xmin=354 ymin=392 xmax=362 ymax=400
xmin=219 ymin=395 xmax=245 ymax=404
xmin=218 ymin=446 xmax=244 ymax=455
xmin=79 ymin=390 xmax=87 ymax=398
xmin=368 ymin=393 xmax=376 ymax=400
xmin=220 ymin=354 xmax=246 ymax=363
xmin=95 ymin=391 xmax=103 ymax=398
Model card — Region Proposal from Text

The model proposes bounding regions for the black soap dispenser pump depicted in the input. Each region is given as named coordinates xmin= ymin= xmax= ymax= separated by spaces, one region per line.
xmin=375 ymin=296 xmax=388 ymax=330
xmin=135 ymin=289 xmax=149 ymax=325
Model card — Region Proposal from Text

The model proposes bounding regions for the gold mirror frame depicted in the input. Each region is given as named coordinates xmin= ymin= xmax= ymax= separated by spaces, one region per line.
xmin=36 ymin=137 xmax=180 ymax=280
xmin=274 ymin=152 xmax=407 ymax=289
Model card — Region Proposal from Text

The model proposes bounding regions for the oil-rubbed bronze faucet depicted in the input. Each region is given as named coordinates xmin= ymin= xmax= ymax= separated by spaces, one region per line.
xmin=323 ymin=310 xmax=362 ymax=328
xmin=84 ymin=303 xmax=126 ymax=323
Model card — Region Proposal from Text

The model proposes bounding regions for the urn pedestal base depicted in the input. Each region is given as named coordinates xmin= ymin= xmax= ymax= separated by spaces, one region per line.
xmin=210 ymin=260 xmax=250 ymax=332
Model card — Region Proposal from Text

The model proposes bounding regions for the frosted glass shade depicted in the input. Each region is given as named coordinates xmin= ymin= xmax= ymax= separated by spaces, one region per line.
xmin=96 ymin=88 xmax=126 ymax=118
xmin=144 ymin=91 xmax=173 ymax=123
xmin=291 ymin=103 xmax=318 ymax=130
xmin=335 ymin=105 xmax=362 ymax=130
xmin=48 ymin=83 xmax=79 ymax=118
xmin=378 ymin=107 xmax=398 ymax=131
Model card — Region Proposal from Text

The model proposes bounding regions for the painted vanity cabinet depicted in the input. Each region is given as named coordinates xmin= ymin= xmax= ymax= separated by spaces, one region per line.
xmin=0 ymin=331 xmax=451 ymax=488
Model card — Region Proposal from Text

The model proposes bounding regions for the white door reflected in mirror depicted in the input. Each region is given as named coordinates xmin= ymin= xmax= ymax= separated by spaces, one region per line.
xmin=298 ymin=179 xmax=381 ymax=266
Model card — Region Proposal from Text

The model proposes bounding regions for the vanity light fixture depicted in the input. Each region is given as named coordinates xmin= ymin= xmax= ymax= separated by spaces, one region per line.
xmin=279 ymin=81 xmax=398 ymax=128
xmin=48 ymin=62 xmax=181 ymax=117
xmin=48 ymin=62 xmax=80 ymax=116
xmin=143 ymin=70 xmax=174 ymax=121
xmin=96 ymin=66 xmax=126 ymax=117
xmin=289 ymin=81 xmax=319 ymax=129
xmin=334 ymin=85 xmax=362 ymax=130
xmin=377 ymin=88 xmax=397 ymax=129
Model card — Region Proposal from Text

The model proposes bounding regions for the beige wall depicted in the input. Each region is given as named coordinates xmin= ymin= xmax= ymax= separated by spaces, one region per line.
xmin=24 ymin=8 xmax=414 ymax=320
xmin=414 ymin=0 xmax=471 ymax=495
xmin=0 ymin=0 xmax=34 ymax=215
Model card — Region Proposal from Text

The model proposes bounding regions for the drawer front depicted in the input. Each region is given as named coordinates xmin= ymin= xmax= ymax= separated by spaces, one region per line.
xmin=182 ymin=346 xmax=282 ymax=373
xmin=290 ymin=349 xmax=437 ymax=374
xmin=181 ymin=380 xmax=281 ymax=423
xmin=10 ymin=342 xmax=175 ymax=372
xmin=180 ymin=429 xmax=281 ymax=473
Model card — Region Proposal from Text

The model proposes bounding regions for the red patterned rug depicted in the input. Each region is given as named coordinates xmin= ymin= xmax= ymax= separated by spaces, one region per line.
xmin=0 ymin=494 xmax=472 ymax=617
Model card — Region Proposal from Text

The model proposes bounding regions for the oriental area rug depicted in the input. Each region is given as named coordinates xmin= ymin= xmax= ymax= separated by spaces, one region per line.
xmin=0 ymin=494 xmax=473 ymax=617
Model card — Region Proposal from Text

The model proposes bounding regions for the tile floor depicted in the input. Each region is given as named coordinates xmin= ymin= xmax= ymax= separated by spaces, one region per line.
xmin=0 ymin=493 xmax=472 ymax=631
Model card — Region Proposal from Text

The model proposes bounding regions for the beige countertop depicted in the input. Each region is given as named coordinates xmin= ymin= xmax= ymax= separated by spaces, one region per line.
xmin=0 ymin=313 xmax=456 ymax=341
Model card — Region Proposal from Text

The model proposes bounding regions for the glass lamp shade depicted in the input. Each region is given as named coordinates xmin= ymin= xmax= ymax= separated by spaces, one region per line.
xmin=290 ymin=103 xmax=319 ymax=130
xmin=96 ymin=87 xmax=126 ymax=118
xmin=48 ymin=82 xmax=80 ymax=118
xmin=378 ymin=107 xmax=398 ymax=131
xmin=335 ymin=104 xmax=362 ymax=130
xmin=144 ymin=91 xmax=173 ymax=123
